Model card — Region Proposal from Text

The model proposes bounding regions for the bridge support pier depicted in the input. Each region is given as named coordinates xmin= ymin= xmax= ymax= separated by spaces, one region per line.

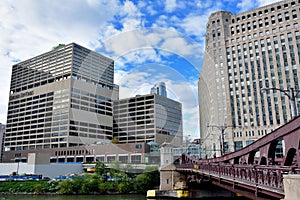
xmin=283 ymin=174 xmax=300 ymax=200
xmin=159 ymin=164 xmax=184 ymax=190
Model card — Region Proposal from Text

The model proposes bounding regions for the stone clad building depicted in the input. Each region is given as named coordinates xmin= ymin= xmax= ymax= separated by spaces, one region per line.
xmin=199 ymin=0 xmax=300 ymax=157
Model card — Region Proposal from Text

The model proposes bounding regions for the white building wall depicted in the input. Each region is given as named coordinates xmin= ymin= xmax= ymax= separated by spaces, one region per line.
xmin=0 ymin=163 xmax=83 ymax=178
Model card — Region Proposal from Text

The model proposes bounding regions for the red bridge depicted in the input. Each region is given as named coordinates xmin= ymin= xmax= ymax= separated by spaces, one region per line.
xmin=175 ymin=116 xmax=300 ymax=200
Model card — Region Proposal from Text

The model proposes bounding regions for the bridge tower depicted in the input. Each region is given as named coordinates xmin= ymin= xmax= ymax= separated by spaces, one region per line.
xmin=159 ymin=142 xmax=184 ymax=190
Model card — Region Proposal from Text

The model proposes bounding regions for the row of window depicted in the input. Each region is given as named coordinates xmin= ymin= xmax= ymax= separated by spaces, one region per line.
xmin=225 ymin=23 xmax=299 ymax=45
xmin=11 ymin=74 xmax=71 ymax=94
xmin=73 ymin=44 xmax=113 ymax=66
xmin=6 ymin=143 xmax=68 ymax=151
xmin=227 ymin=31 xmax=300 ymax=127
xmin=70 ymin=120 xmax=113 ymax=131
xmin=19 ymin=44 xmax=73 ymax=67
xmin=233 ymin=129 xmax=270 ymax=138
xmin=231 ymin=1 xmax=299 ymax=23
xmin=230 ymin=9 xmax=298 ymax=35
xmin=116 ymin=95 xmax=154 ymax=105
xmin=50 ymin=154 xmax=142 ymax=164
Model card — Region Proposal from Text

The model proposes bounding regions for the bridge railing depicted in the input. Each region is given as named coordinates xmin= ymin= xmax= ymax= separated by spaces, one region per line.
xmin=176 ymin=160 xmax=298 ymax=195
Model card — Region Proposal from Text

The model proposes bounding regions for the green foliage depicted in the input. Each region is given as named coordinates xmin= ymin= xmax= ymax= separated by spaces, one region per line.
xmin=0 ymin=167 xmax=160 ymax=195
xmin=134 ymin=173 xmax=152 ymax=193
xmin=95 ymin=161 xmax=106 ymax=176
xmin=133 ymin=166 xmax=160 ymax=194
xmin=70 ymin=176 xmax=84 ymax=194
xmin=0 ymin=181 xmax=55 ymax=193
xmin=58 ymin=180 xmax=73 ymax=194
xmin=34 ymin=183 xmax=43 ymax=194
xmin=99 ymin=181 xmax=114 ymax=193
xmin=117 ymin=177 xmax=132 ymax=193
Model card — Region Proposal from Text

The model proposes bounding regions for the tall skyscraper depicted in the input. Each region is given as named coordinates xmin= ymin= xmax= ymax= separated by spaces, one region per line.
xmin=113 ymin=94 xmax=183 ymax=145
xmin=4 ymin=43 xmax=118 ymax=159
xmin=0 ymin=123 xmax=5 ymax=162
xmin=199 ymin=0 xmax=300 ymax=157
xmin=150 ymin=82 xmax=167 ymax=97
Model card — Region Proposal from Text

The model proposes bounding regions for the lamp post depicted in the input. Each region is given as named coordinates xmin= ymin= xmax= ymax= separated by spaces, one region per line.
xmin=206 ymin=123 xmax=235 ymax=156
xmin=261 ymin=87 xmax=300 ymax=118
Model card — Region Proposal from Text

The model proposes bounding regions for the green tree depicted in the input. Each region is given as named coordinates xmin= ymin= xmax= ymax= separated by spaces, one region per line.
xmin=134 ymin=173 xmax=151 ymax=193
xmin=34 ymin=183 xmax=43 ymax=194
xmin=99 ymin=181 xmax=114 ymax=193
xmin=79 ymin=174 xmax=99 ymax=194
xmin=95 ymin=161 xmax=106 ymax=176
xmin=117 ymin=176 xmax=132 ymax=193
xmin=134 ymin=166 xmax=160 ymax=194
xmin=59 ymin=179 xmax=73 ymax=194
xmin=144 ymin=166 xmax=160 ymax=187
xmin=71 ymin=176 xmax=84 ymax=194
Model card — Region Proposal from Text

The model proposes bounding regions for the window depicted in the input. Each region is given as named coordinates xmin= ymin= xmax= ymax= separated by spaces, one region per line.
xmin=285 ymin=12 xmax=290 ymax=20
xmin=234 ymin=141 xmax=243 ymax=151
xmin=278 ymin=14 xmax=282 ymax=22
xmin=271 ymin=15 xmax=275 ymax=24
xmin=292 ymin=10 xmax=297 ymax=19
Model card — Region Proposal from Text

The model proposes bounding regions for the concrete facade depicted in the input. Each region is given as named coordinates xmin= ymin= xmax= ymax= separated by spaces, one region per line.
xmin=0 ymin=162 xmax=83 ymax=178
xmin=199 ymin=0 xmax=300 ymax=157
xmin=2 ymin=142 xmax=152 ymax=164
xmin=283 ymin=174 xmax=300 ymax=200
xmin=159 ymin=164 xmax=182 ymax=191
xmin=0 ymin=123 xmax=5 ymax=162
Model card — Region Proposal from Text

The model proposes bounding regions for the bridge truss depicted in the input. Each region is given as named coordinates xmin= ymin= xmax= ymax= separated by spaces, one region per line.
xmin=175 ymin=116 xmax=300 ymax=199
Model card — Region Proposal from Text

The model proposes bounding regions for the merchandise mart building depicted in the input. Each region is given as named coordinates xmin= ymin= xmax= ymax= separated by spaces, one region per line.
xmin=3 ymin=43 xmax=118 ymax=162
xmin=199 ymin=0 xmax=300 ymax=157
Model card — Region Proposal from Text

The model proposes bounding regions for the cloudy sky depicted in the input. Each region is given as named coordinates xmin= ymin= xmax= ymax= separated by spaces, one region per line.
xmin=0 ymin=0 xmax=281 ymax=139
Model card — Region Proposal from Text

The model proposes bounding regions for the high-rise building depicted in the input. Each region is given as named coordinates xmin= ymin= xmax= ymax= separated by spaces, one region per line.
xmin=113 ymin=94 xmax=183 ymax=145
xmin=199 ymin=0 xmax=300 ymax=157
xmin=150 ymin=82 xmax=167 ymax=97
xmin=4 ymin=43 xmax=118 ymax=160
xmin=0 ymin=123 xmax=5 ymax=162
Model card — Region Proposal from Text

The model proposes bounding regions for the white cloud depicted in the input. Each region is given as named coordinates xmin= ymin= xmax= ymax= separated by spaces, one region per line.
xmin=114 ymin=69 xmax=152 ymax=99
xmin=237 ymin=0 xmax=256 ymax=12
xmin=237 ymin=0 xmax=282 ymax=12
xmin=257 ymin=0 xmax=282 ymax=7
xmin=165 ymin=0 xmax=177 ymax=12
xmin=103 ymin=28 xmax=203 ymax=72
xmin=146 ymin=5 xmax=158 ymax=15
xmin=0 ymin=0 xmax=121 ymax=124
xmin=0 ymin=55 xmax=12 ymax=123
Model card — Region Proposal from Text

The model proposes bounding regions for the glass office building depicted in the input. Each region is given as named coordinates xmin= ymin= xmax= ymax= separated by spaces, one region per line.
xmin=150 ymin=82 xmax=167 ymax=97
xmin=113 ymin=94 xmax=183 ymax=145
xmin=199 ymin=0 xmax=300 ymax=157
xmin=4 ymin=43 xmax=118 ymax=155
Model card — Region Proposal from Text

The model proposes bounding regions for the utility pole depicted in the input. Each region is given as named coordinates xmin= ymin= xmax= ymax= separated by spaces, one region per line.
xmin=261 ymin=87 xmax=300 ymax=119
xmin=206 ymin=123 xmax=235 ymax=156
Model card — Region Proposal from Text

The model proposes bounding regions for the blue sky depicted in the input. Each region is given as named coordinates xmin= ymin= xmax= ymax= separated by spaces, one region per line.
xmin=0 ymin=0 xmax=281 ymax=139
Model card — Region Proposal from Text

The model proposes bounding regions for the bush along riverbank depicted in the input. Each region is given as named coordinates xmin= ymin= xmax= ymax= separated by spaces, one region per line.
xmin=0 ymin=162 xmax=160 ymax=195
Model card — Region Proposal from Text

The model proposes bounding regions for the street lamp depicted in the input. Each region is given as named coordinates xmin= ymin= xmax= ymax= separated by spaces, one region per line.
xmin=261 ymin=87 xmax=300 ymax=118
xmin=206 ymin=123 xmax=235 ymax=156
